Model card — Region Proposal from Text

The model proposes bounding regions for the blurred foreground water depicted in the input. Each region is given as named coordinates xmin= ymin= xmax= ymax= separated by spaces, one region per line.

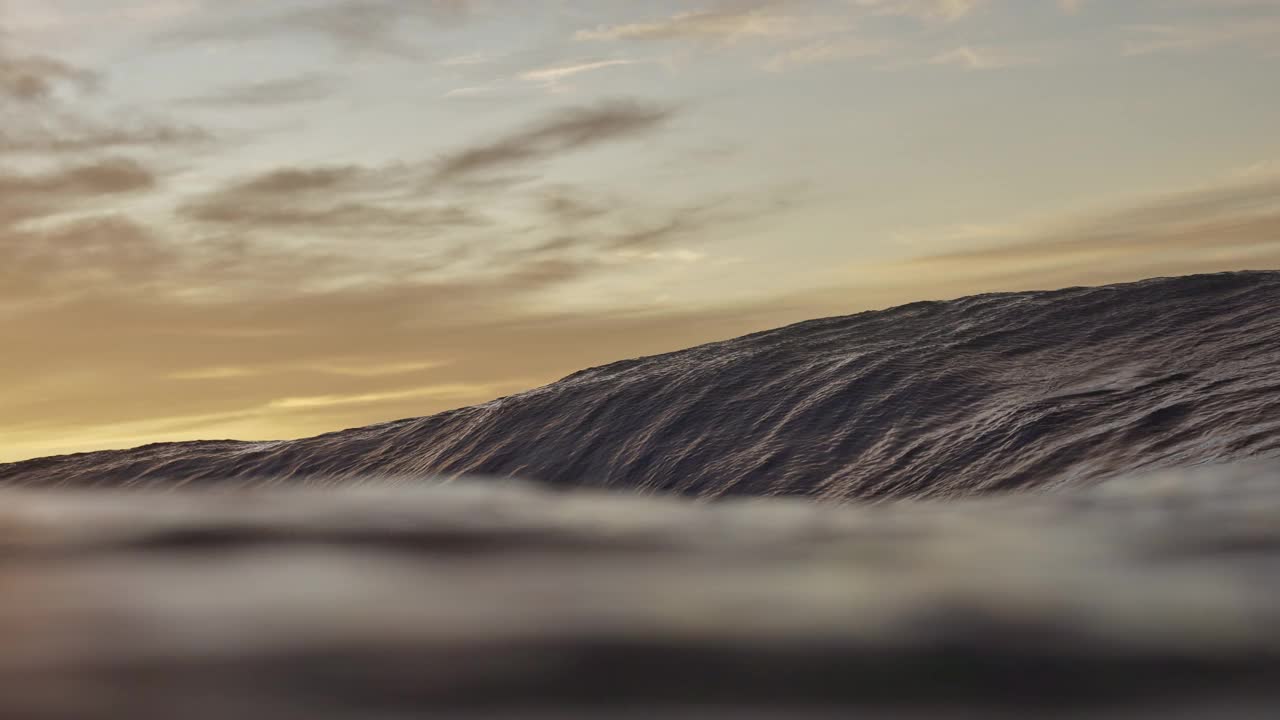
xmin=3 ymin=463 xmax=1280 ymax=718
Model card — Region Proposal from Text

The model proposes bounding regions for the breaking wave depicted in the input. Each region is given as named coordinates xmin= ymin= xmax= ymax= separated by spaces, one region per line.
xmin=5 ymin=271 xmax=1280 ymax=500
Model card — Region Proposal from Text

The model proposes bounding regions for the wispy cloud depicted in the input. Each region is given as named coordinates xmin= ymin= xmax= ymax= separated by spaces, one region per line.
xmin=0 ymin=158 xmax=156 ymax=226
xmin=0 ymin=54 xmax=98 ymax=102
xmin=443 ymin=53 xmax=643 ymax=99
xmin=171 ymin=360 xmax=446 ymax=381
xmin=764 ymin=37 xmax=890 ymax=71
xmin=0 ymin=159 xmax=155 ymax=204
xmin=0 ymin=217 xmax=172 ymax=300
xmin=440 ymin=52 xmax=494 ymax=66
xmin=179 ymin=74 xmax=337 ymax=108
xmin=1057 ymin=0 xmax=1086 ymax=15
xmin=443 ymin=85 xmax=498 ymax=99
xmin=432 ymin=100 xmax=676 ymax=182
xmin=160 ymin=0 xmax=478 ymax=57
xmin=178 ymin=163 xmax=483 ymax=234
xmin=0 ymin=0 xmax=200 ymax=49
xmin=576 ymin=5 xmax=838 ymax=44
xmin=848 ymin=0 xmax=989 ymax=22
xmin=0 ymin=117 xmax=210 ymax=155
xmin=4 ymin=0 xmax=1279 ymax=463
xmin=0 ymin=52 xmax=209 ymax=155
xmin=0 ymin=170 xmax=793 ymax=462
xmin=267 ymin=383 xmax=498 ymax=410
xmin=573 ymin=1 xmax=991 ymax=73
xmin=519 ymin=59 xmax=637 ymax=85
xmin=892 ymin=172 xmax=1280 ymax=289
xmin=1124 ymin=17 xmax=1280 ymax=56
xmin=928 ymin=45 xmax=1036 ymax=69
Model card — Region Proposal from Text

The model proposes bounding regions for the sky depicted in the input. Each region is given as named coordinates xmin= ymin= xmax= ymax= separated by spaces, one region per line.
xmin=2 ymin=0 xmax=1279 ymax=462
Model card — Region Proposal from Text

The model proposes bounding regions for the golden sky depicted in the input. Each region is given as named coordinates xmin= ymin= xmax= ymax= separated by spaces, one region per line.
xmin=2 ymin=0 xmax=1280 ymax=461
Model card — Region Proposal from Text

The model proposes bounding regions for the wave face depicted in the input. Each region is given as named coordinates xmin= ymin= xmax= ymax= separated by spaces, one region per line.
xmin=4 ymin=271 xmax=1280 ymax=499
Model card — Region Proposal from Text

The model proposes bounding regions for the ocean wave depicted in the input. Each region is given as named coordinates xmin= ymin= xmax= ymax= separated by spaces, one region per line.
xmin=5 ymin=270 xmax=1280 ymax=499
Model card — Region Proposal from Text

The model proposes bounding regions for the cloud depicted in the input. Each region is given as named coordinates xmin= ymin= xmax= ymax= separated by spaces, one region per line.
xmin=0 ymin=293 xmax=789 ymax=463
xmin=1058 ymin=0 xmax=1086 ymax=15
xmin=847 ymin=0 xmax=989 ymax=22
xmin=0 ymin=217 xmax=173 ymax=300
xmin=927 ymin=45 xmax=1035 ymax=70
xmin=0 ymin=117 xmax=210 ymax=154
xmin=575 ymin=0 xmax=988 ymax=46
xmin=432 ymin=100 xmax=676 ymax=182
xmin=182 ymin=200 xmax=482 ymax=233
xmin=178 ymin=163 xmax=484 ymax=234
xmin=173 ymin=97 xmax=690 ymax=265
xmin=0 ymin=158 xmax=156 ymax=202
xmin=769 ymin=171 xmax=1280 ymax=345
xmin=575 ymin=5 xmax=833 ymax=43
xmin=0 ymin=53 xmax=210 ymax=155
xmin=572 ymin=1 xmax=975 ymax=72
xmin=0 ymin=53 xmax=98 ymax=102
xmin=539 ymin=187 xmax=611 ymax=225
xmin=179 ymin=74 xmax=337 ymax=107
xmin=441 ymin=47 xmax=648 ymax=99
xmin=0 ymin=159 xmax=158 ymax=227
xmin=443 ymin=58 xmax=641 ymax=100
xmin=601 ymin=205 xmax=724 ymax=252
xmin=499 ymin=188 xmax=796 ymax=273
xmin=440 ymin=52 xmax=494 ymax=67
xmin=519 ymin=59 xmax=637 ymax=85
xmin=266 ymin=382 xmax=498 ymax=410
xmin=0 ymin=180 xmax=799 ymax=461
xmin=764 ymin=37 xmax=890 ymax=71
xmin=874 ymin=173 xmax=1280 ymax=293
xmin=1123 ymin=17 xmax=1280 ymax=56
xmin=160 ymin=0 xmax=478 ymax=57
xmin=219 ymin=166 xmax=369 ymax=195
xmin=0 ymin=0 xmax=202 ymax=43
